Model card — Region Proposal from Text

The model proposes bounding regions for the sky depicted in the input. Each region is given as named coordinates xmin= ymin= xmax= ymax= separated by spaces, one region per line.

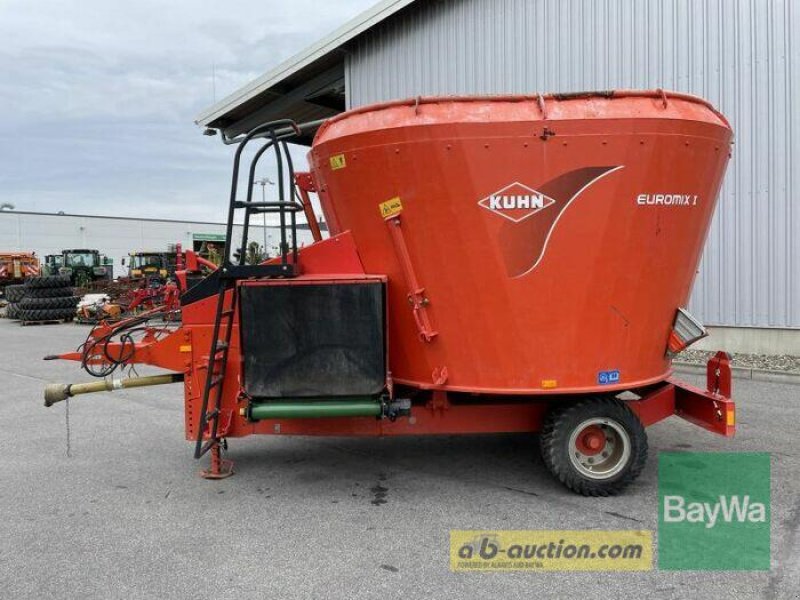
xmin=0 ymin=0 xmax=376 ymax=222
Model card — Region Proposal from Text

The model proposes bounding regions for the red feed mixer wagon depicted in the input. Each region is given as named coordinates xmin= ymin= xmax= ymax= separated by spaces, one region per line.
xmin=44 ymin=90 xmax=735 ymax=495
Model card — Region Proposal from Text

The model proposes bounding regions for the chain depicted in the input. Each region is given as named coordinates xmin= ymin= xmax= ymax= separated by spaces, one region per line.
xmin=65 ymin=397 xmax=71 ymax=458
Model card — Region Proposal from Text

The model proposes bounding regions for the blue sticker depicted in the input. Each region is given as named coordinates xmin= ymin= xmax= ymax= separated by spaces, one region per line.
xmin=598 ymin=370 xmax=621 ymax=385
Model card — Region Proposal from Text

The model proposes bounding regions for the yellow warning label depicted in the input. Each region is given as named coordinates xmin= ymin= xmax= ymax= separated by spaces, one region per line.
xmin=379 ymin=197 xmax=403 ymax=219
xmin=329 ymin=154 xmax=347 ymax=170
xmin=179 ymin=345 xmax=192 ymax=353
xmin=541 ymin=379 xmax=558 ymax=389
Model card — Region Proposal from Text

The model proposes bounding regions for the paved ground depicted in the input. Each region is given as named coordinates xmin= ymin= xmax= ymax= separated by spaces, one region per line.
xmin=1 ymin=317 xmax=798 ymax=600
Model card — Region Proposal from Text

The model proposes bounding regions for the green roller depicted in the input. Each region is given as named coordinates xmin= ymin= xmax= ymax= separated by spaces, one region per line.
xmin=248 ymin=399 xmax=382 ymax=420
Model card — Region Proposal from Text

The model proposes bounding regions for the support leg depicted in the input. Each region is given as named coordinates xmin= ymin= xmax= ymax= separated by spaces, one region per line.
xmin=199 ymin=441 xmax=234 ymax=480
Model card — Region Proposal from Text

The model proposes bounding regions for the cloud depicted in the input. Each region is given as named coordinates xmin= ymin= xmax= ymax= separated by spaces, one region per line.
xmin=0 ymin=0 xmax=376 ymax=222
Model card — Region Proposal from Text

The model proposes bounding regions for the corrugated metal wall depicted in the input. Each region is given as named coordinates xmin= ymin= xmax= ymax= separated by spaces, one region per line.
xmin=345 ymin=0 xmax=800 ymax=328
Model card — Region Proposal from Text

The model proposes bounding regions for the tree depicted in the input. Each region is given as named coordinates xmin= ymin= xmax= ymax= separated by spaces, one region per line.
xmin=233 ymin=241 xmax=267 ymax=265
xmin=245 ymin=241 xmax=266 ymax=265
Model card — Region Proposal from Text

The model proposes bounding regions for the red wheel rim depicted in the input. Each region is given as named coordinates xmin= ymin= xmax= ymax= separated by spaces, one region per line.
xmin=574 ymin=424 xmax=606 ymax=456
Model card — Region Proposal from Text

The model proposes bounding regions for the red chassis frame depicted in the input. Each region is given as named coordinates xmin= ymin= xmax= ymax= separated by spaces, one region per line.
xmin=52 ymin=232 xmax=735 ymax=474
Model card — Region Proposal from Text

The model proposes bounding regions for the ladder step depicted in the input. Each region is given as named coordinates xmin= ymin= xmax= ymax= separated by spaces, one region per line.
xmin=209 ymin=375 xmax=225 ymax=388
xmin=221 ymin=309 xmax=235 ymax=317
xmin=210 ymin=342 xmax=229 ymax=358
xmin=233 ymin=200 xmax=302 ymax=210
xmin=203 ymin=408 xmax=220 ymax=423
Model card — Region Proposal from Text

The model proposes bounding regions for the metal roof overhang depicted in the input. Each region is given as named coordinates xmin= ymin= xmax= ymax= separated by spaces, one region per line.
xmin=194 ymin=0 xmax=418 ymax=145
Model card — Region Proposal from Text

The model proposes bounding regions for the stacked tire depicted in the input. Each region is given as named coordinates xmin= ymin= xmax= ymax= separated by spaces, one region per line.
xmin=4 ymin=284 xmax=26 ymax=319
xmin=18 ymin=276 xmax=79 ymax=322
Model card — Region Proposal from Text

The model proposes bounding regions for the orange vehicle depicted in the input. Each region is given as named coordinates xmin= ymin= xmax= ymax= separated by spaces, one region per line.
xmin=0 ymin=252 xmax=40 ymax=289
xmin=45 ymin=90 xmax=735 ymax=495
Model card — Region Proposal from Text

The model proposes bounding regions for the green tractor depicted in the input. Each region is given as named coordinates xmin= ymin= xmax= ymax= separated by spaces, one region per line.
xmin=42 ymin=254 xmax=64 ymax=276
xmin=59 ymin=249 xmax=113 ymax=287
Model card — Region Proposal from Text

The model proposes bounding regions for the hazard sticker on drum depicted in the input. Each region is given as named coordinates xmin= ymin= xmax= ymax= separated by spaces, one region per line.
xmin=379 ymin=197 xmax=403 ymax=219
xmin=330 ymin=154 xmax=347 ymax=170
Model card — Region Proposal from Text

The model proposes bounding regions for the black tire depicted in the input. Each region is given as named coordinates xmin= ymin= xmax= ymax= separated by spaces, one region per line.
xmin=24 ymin=276 xmax=71 ymax=289
xmin=540 ymin=397 xmax=648 ymax=496
xmin=19 ymin=307 xmax=76 ymax=322
xmin=5 ymin=284 xmax=26 ymax=303
xmin=24 ymin=286 xmax=75 ymax=299
xmin=5 ymin=302 xmax=20 ymax=319
xmin=19 ymin=295 xmax=80 ymax=310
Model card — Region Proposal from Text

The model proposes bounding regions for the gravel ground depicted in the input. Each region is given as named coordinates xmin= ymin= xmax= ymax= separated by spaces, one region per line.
xmin=678 ymin=349 xmax=800 ymax=373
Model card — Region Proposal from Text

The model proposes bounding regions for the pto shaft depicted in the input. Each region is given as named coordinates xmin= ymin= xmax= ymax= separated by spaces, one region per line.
xmin=44 ymin=373 xmax=184 ymax=407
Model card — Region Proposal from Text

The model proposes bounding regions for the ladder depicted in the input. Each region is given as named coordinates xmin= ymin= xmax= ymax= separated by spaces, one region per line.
xmin=194 ymin=120 xmax=305 ymax=461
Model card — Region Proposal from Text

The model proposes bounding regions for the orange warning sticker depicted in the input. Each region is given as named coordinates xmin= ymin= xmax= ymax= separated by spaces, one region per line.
xmin=379 ymin=197 xmax=403 ymax=219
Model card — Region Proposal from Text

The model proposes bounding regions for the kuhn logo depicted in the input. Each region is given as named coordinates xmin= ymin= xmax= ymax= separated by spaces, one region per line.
xmin=478 ymin=182 xmax=556 ymax=223
xmin=480 ymin=166 xmax=623 ymax=278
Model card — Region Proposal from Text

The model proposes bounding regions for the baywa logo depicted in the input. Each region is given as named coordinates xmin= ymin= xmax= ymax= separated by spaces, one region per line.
xmin=663 ymin=494 xmax=767 ymax=529
xmin=658 ymin=452 xmax=771 ymax=571
xmin=479 ymin=166 xmax=623 ymax=278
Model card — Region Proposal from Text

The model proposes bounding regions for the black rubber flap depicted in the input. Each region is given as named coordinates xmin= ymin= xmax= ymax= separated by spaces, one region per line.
xmin=239 ymin=281 xmax=385 ymax=398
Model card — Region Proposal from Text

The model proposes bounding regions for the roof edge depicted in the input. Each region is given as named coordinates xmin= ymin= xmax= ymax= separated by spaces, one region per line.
xmin=195 ymin=0 xmax=417 ymax=128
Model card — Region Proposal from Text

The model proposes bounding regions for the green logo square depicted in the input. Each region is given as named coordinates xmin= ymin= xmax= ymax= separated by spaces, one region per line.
xmin=658 ymin=452 xmax=770 ymax=570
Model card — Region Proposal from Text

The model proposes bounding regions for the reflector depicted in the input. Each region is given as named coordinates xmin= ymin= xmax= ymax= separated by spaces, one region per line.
xmin=667 ymin=307 xmax=708 ymax=356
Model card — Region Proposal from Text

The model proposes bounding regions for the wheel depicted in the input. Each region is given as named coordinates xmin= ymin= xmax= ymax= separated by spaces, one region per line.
xmin=19 ymin=307 xmax=76 ymax=322
xmin=24 ymin=286 xmax=76 ymax=299
xmin=24 ymin=276 xmax=71 ymax=289
xmin=19 ymin=295 xmax=80 ymax=310
xmin=4 ymin=284 xmax=26 ymax=303
xmin=5 ymin=302 xmax=20 ymax=319
xmin=540 ymin=397 xmax=648 ymax=496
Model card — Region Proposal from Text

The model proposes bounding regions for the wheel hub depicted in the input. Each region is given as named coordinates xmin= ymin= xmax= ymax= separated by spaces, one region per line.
xmin=568 ymin=417 xmax=631 ymax=480
xmin=575 ymin=425 xmax=605 ymax=455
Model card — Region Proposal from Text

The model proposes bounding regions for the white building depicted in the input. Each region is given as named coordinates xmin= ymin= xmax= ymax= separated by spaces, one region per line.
xmin=0 ymin=210 xmax=317 ymax=278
